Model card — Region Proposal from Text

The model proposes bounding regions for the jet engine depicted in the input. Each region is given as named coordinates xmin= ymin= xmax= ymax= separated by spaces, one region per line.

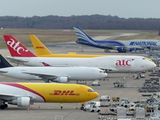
xmin=128 ymin=48 xmax=136 ymax=51
xmin=52 ymin=77 xmax=68 ymax=83
xmin=8 ymin=97 xmax=30 ymax=107
xmin=116 ymin=47 xmax=127 ymax=53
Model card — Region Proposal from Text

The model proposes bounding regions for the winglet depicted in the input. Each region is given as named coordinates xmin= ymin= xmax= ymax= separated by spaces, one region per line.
xmin=3 ymin=35 xmax=36 ymax=57
xmin=29 ymin=35 xmax=52 ymax=56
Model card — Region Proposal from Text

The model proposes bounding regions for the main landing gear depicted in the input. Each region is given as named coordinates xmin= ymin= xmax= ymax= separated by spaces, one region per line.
xmin=0 ymin=103 xmax=8 ymax=109
xmin=80 ymin=102 xmax=85 ymax=110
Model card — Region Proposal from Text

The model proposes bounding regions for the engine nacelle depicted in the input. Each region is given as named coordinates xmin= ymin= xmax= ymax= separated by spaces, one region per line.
xmin=8 ymin=97 xmax=30 ymax=107
xmin=128 ymin=48 xmax=136 ymax=51
xmin=52 ymin=77 xmax=68 ymax=83
xmin=116 ymin=47 xmax=126 ymax=52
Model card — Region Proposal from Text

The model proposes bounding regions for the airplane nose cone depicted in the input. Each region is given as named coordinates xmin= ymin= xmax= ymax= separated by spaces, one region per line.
xmin=103 ymin=73 xmax=108 ymax=77
xmin=151 ymin=62 xmax=156 ymax=68
xmin=94 ymin=92 xmax=99 ymax=99
xmin=147 ymin=62 xmax=156 ymax=70
xmin=153 ymin=63 xmax=156 ymax=67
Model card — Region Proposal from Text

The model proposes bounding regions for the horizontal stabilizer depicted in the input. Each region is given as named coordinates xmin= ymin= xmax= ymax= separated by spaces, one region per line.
xmin=6 ymin=56 xmax=29 ymax=62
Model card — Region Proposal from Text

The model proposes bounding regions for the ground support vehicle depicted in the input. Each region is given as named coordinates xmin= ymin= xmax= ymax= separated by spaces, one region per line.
xmin=91 ymin=80 xmax=100 ymax=86
xmin=113 ymin=81 xmax=124 ymax=87
xmin=99 ymin=95 xmax=110 ymax=101
xmin=83 ymin=101 xmax=101 ymax=112
xmin=112 ymin=97 xmax=120 ymax=102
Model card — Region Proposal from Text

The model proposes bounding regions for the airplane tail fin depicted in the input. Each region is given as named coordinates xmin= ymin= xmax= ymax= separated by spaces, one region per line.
xmin=29 ymin=35 xmax=52 ymax=56
xmin=73 ymin=27 xmax=94 ymax=41
xmin=3 ymin=35 xmax=36 ymax=57
xmin=0 ymin=54 xmax=13 ymax=68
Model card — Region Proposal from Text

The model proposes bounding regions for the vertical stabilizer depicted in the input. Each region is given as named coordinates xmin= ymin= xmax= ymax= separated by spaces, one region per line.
xmin=0 ymin=54 xmax=13 ymax=68
xmin=73 ymin=27 xmax=94 ymax=41
xmin=3 ymin=35 xmax=36 ymax=57
xmin=29 ymin=35 xmax=52 ymax=56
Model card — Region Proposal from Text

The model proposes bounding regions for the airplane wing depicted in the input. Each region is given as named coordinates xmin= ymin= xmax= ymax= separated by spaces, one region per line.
xmin=23 ymin=72 xmax=68 ymax=83
xmin=100 ymin=68 xmax=117 ymax=72
xmin=125 ymin=45 xmax=143 ymax=49
xmin=109 ymin=45 xmax=144 ymax=51
xmin=0 ymin=93 xmax=27 ymax=97
xmin=0 ymin=93 xmax=29 ymax=101
xmin=22 ymin=72 xmax=58 ymax=79
xmin=0 ymin=70 xmax=8 ymax=73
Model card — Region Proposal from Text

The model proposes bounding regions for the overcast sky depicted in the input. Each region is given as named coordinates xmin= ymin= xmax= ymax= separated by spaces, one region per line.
xmin=0 ymin=0 xmax=159 ymax=18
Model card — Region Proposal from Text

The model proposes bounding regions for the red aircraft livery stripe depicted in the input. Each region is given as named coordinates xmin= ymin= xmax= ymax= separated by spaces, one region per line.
xmin=0 ymin=83 xmax=46 ymax=102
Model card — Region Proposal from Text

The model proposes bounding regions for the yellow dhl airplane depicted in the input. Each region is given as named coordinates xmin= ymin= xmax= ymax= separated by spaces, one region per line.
xmin=29 ymin=35 xmax=108 ymax=58
xmin=0 ymin=83 xmax=98 ymax=109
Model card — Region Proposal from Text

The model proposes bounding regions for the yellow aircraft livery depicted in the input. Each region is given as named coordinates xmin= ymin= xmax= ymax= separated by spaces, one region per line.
xmin=0 ymin=83 xmax=99 ymax=109
xmin=29 ymin=35 xmax=108 ymax=58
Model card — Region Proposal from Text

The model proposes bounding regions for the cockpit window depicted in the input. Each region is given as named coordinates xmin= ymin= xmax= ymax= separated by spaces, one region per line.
xmin=145 ymin=57 xmax=153 ymax=62
xmin=88 ymin=89 xmax=95 ymax=92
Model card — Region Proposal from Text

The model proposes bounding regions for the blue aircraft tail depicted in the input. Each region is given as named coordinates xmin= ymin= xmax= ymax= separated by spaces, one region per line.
xmin=73 ymin=27 xmax=94 ymax=42
xmin=73 ymin=27 xmax=125 ymax=49
xmin=0 ymin=54 xmax=13 ymax=68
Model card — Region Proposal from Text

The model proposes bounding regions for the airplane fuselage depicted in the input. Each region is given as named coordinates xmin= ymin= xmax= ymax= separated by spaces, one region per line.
xmin=10 ymin=56 xmax=156 ymax=73
xmin=0 ymin=83 xmax=99 ymax=108
xmin=120 ymin=39 xmax=160 ymax=49
xmin=76 ymin=39 xmax=160 ymax=50
xmin=0 ymin=67 xmax=107 ymax=81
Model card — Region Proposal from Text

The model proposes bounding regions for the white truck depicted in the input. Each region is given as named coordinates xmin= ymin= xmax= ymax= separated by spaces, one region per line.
xmin=133 ymin=73 xmax=141 ymax=79
xmin=129 ymin=103 xmax=137 ymax=111
xmin=129 ymin=103 xmax=145 ymax=111
xmin=121 ymin=98 xmax=136 ymax=108
xmin=83 ymin=101 xmax=101 ymax=112
xmin=120 ymin=98 xmax=130 ymax=108
xmin=99 ymin=95 xmax=110 ymax=101
xmin=91 ymin=80 xmax=100 ymax=86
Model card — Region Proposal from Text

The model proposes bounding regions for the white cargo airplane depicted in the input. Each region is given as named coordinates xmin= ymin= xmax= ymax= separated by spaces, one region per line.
xmin=3 ymin=35 xmax=156 ymax=73
xmin=0 ymin=54 xmax=107 ymax=83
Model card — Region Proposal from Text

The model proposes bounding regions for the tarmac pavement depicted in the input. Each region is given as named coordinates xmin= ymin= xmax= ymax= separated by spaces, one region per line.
xmin=0 ymin=43 xmax=155 ymax=120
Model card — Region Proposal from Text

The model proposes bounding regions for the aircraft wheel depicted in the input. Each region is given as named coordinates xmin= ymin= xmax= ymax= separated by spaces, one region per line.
xmin=4 ymin=104 xmax=8 ymax=108
xmin=0 ymin=105 xmax=5 ymax=109
xmin=81 ymin=106 xmax=84 ymax=110
xmin=0 ymin=104 xmax=8 ymax=109
xmin=97 ymin=110 xmax=100 ymax=112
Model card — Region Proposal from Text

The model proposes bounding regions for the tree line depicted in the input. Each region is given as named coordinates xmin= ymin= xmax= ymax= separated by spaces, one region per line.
xmin=0 ymin=15 xmax=160 ymax=30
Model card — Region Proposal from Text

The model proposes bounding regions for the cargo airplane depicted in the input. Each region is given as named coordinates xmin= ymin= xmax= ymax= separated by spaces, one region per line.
xmin=0 ymin=54 xmax=107 ymax=83
xmin=73 ymin=27 xmax=160 ymax=53
xmin=0 ymin=83 xmax=98 ymax=109
xmin=3 ymin=35 xmax=156 ymax=73
xmin=29 ymin=34 xmax=107 ymax=58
